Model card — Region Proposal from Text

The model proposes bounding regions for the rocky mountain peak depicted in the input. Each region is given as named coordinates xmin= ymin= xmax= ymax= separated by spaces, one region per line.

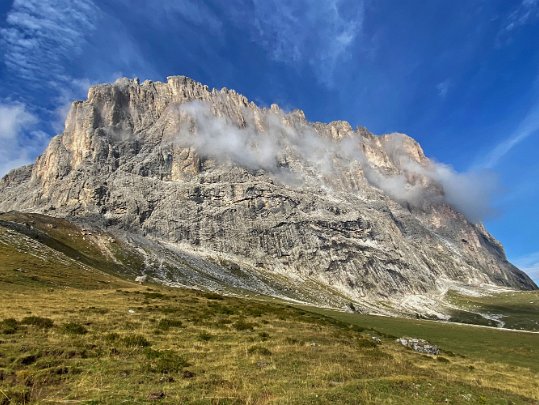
xmin=0 ymin=75 xmax=535 ymax=315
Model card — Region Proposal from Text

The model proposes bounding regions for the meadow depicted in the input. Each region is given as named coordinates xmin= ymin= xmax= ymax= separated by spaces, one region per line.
xmin=1 ymin=281 xmax=538 ymax=404
xmin=1 ymin=213 xmax=538 ymax=404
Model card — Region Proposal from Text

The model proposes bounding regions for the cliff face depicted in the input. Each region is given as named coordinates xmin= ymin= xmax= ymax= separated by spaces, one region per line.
xmin=0 ymin=76 xmax=535 ymax=312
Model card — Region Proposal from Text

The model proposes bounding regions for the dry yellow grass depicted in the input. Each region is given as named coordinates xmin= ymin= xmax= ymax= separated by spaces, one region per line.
xmin=1 ymin=284 xmax=538 ymax=404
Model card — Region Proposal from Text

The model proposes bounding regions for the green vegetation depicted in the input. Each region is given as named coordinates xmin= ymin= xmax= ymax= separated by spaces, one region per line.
xmin=61 ymin=322 xmax=88 ymax=335
xmin=21 ymin=316 xmax=54 ymax=329
xmin=0 ymin=211 xmax=144 ymax=286
xmin=0 ymin=283 xmax=537 ymax=404
xmin=156 ymin=318 xmax=184 ymax=330
xmin=302 ymin=306 xmax=539 ymax=372
xmin=0 ymin=211 xmax=538 ymax=403
xmin=447 ymin=290 xmax=539 ymax=331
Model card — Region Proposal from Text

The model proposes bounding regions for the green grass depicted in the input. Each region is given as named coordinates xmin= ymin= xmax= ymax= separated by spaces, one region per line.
xmin=20 ymin=316 xmax=54 ymax=329
xmin=0 ymin=225 xmax=132 ymax=291
xmin=0 ymin=211 xmax=144 ymax=280
xmin=447 ymin=290 xmax=539 ymax=331
xmin=300 ymin=306 xmax=539 ymax=372
xmin=0 ymin=211 xmax=538 ymax=403
xmin=0 ymin=285 xmax=537 ymax=404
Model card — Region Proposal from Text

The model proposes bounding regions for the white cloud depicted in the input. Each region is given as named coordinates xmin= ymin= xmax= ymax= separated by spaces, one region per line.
xmin=436 ymin=80 xmax=451 ymax=98
xmin=155 ymin=0 xmax=223 ymax=33
xmin=428 ymin=163 xmax=499 ymax=222
xmin=1 ymin=0 xmax=101 ymax=136
xmin=113 ymin=0 xmax=222 ymax=34
xmin=246 ymin=0 xmax=364 ymax=87
xmin=0 ymin=0 xmax=159 ymax=177
xmin=496 ymin=0 xmax=539 ymax=46
xmin=479 ymin=103 xmax=539 ymax=168
xmin=176 ymin=101 xmax=498 ymax=223
xmin=0 ymin=103 xmax=47 ymax=176
xmin=512 ymin=251 xmax=539 ymax=284
xmin=0 ymin=103 xmax=37 ymax=140
xmin=504 ymin=0 xmax=539 ymax=32
xmin=1 ymin=0 xmax=100 ymax=88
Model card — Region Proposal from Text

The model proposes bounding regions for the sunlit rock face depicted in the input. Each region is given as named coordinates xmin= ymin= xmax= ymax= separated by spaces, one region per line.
xmin=0 ymin=76 xmax=535 ymax=309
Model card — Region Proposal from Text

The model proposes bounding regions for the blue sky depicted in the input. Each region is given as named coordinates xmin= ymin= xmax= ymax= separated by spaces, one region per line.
xmin=1 ymin=0 xmax=538 ymax=283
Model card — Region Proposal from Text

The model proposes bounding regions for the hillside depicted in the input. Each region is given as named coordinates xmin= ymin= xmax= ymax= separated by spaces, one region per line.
xmin=0 ymin=215 xmax=538 ymax=403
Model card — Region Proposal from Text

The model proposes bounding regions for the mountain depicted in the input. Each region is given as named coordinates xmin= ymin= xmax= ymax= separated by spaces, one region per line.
xmin=0 ymin=76 xmax=535 ymax=318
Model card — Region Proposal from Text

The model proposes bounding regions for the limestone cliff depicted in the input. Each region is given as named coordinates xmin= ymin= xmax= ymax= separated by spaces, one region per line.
xmin=0 ymin=76 xmax=535 ymax=315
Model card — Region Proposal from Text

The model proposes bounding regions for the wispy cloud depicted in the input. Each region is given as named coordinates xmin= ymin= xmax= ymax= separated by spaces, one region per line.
xmin=512 ymin=251 xmax=539 ymax=284
xmin=1 ymin=0 xmax=100 ymax=90
xmin=0 ymin=102 xmax=48 ymax=176
xmin=496 ymin=0 xmax=539 ymax=45
xmin=152 ymin=0 xmax=223 ymax=33
xmin=479 ymin=102 xmax=539 ymax=168
xmin=246 ymin=0 xmax=364 ymax=87
xmin=504 ymin=0 xmax=539 ymax=32
xmin=0 ymin=0 xmax=102 ymax=174
xmin=0 ymin=103 xmax=37 ymax=141
xmin=436 ymin=80 xmax=451 ymax=98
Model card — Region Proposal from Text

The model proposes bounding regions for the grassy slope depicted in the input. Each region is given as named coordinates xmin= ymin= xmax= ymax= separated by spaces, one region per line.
xmin=0 ymin=225 xmax=130 ymax=291
xmin=0 ymin=212 xmax=144 ymax=279
xmin=1 ymin=285 xmax=538 ymax=404
xmin=301 ymin=306 xmax=539 ymax=372
xmin=0 ymin=212 xmax=538 ymax=403
xmin=446 ymin=290 xmax=539 ymax=332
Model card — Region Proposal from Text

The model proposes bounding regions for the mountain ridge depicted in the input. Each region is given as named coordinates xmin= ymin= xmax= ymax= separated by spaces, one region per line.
xmin=0 ymin=75 xmax=535 ymax=318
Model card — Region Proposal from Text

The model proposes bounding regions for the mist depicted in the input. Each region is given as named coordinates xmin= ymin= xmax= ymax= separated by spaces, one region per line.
xmin=174 ymin=101 xmax=498 ymax=223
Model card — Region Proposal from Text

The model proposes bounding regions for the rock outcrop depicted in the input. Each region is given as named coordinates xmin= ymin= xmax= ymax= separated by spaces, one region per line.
xmin=396 ymin=337 xmax=440 ymax=355
xmin=0 ymin=76 xmax=535 ymax=314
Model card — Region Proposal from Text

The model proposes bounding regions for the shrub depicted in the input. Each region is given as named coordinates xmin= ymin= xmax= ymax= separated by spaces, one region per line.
xmin=144 ymin=349 xmax=189 ymax=373
xmin=247 ymin=346 xmax=272 ymax=356
xmin=233 ymin=319 xmax=256 ymax=331
xmin=157 ymin=318 xmax=183 ymax=330
xmin=285 ymin=337 xmax=300 ymax=345
xmin=1 ymin=318 xmax=18 ymax=334
xmin=121 ymin=335 xmax=151 ymax=348
xmin=197 ymin=332 xmax=212 ymax=342
xmin=142 ymin=292 xmax=166 ymax=300
xmin=202 ymin=292 xmax=224 ymax=300
xmin=104 ymin=332 xmax=120 ymax=342
xmin=215 ymin=318 xmax=233 ymax=326
xmin=21 ymin=316 xmax=54 ymax=329
xmin=244 ymin=307 xmax=264 ymax=317
xmin=258 ymin=331 xmax=270 ymax=341
xmin=17 ymin=353 xmax=40 ymax=366
xmin=159 ymin=306 xmax=181 ymax=314
xmin=62 ymin=323 xmax=88 ymax=335
xmin=208 ymin=304 xmax=235 ymax=315
xmin=357 ymin=339 xmax=378 ymax=348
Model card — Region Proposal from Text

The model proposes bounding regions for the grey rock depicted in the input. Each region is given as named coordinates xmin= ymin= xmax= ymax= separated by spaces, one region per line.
xmin=0 ymin=76 xmax=535 ymax=316
xmin=396 ymin=337 xmax=440 ymax=355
